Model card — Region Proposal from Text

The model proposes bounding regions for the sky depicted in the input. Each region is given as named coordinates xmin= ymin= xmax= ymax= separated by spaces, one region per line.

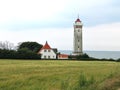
xmin=0 ymin=0 xmax=120 ymax=51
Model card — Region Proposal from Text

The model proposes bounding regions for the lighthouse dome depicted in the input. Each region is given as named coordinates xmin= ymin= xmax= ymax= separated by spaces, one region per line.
xmin=75 ymin=18 xmax=81 ymax=23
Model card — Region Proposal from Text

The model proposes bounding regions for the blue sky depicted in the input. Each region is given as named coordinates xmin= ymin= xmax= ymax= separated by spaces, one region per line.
xmin=0 ymin=0 xmax=120 ymax=51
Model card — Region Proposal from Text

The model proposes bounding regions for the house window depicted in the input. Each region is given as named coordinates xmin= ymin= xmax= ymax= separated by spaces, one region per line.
xmin=44 ymin=55 xmax=46 ymax=59
xmin=48 ymin=56 xmax=50 ymax=58
xmin=44 ymin=50 xmax=47 ymax=52
xmin=48 ymin=50 xmax=50 ymax=52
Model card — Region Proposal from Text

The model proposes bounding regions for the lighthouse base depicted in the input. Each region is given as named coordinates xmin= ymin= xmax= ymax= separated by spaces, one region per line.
xmin=72 ymin=52 xmax=83 ymax=56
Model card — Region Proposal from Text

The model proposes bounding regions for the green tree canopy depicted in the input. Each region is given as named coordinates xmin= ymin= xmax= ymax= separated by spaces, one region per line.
xmin=18 ymin=41 xmax=43 ymax=53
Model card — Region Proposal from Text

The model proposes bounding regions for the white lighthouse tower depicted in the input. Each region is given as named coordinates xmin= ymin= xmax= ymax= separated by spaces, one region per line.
xmin=73 ymin=17 xmax=83 ymax=55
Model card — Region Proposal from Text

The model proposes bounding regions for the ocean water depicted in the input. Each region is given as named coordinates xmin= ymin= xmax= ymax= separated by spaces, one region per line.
xmin=59 ymin=50 xmax=120 ymax=59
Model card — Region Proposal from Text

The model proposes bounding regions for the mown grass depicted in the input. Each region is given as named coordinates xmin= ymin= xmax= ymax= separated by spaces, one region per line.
xmin=0 ymin=59 xmax=120 ymax=90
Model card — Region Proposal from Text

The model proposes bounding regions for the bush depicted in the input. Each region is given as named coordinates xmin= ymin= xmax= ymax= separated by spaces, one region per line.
xmin=0 ymin=48 xmax=41 ymax=59
xmin=77 ymin=53 xmax=89 ymax=59
xmin=68 ymin=53 xmax=89 ymax=60
xmin=17 ymin=48 xmax=41 ymax=59
xmin=0 ymin=49 xmax=17 ymax=59
xmin=116 ymin=58 xmax=120 ymax=62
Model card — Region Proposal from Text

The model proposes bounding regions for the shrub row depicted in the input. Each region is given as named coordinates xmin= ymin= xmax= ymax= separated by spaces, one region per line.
xmin=0 ymin=48 xmax=41 ymax=59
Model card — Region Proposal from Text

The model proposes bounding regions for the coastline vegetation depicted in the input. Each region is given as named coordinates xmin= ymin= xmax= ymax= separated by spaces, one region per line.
xmin=0 ymin=41 xmax=120 ymax=61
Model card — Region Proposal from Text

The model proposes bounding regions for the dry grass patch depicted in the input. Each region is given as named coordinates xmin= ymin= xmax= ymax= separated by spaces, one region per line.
xmin=98 ymin=75 xmax=120 ymax=90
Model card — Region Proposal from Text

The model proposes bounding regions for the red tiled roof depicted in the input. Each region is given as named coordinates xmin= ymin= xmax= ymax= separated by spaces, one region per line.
xmin=38 ymin=41 xmax=51 ymax=53
xmin=58 ymin=54 xmax=68 ymax=58
xmin=41 ymin=41 xmax=51 ymax=49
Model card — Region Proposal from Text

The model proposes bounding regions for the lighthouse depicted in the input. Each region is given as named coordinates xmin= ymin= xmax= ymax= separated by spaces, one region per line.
xmin=73 ymin=17 xmax=83 ymax=55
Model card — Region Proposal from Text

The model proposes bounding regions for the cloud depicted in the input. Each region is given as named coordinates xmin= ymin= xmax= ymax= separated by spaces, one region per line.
xmin=0 ymin=0 xmax=120 ymax=30
xmin=0 ymin=0 xmax=65 ymax=20
xmin=0 ymin=28 xmax=73 ymax=50
xmin=0 ymin=22 xmax=120 ymax=51
xmin=0 ymin=0 xmax=120 ymax=51
xmin=84 ymin=22 xmax=120 ymax=51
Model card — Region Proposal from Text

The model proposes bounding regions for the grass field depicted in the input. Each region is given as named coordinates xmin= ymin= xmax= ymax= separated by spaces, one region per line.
xmin=0 ymin=59 xmax=120 ymax=90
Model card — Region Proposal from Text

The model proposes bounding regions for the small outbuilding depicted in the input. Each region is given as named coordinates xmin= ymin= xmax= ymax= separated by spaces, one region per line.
xmin=38 ymin=41 xmax=58 ymax=59
xmin=58 ymin=54 xmax=68 ymax=59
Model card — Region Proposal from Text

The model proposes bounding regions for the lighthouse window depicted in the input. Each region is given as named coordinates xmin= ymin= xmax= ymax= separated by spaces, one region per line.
xmin=76 ymin=25 xmax=82 ymax=28
xmin=76 ymin=25 xmax=79 ymax=28
xmin=76 ymin=25 xmax=81 ymax=28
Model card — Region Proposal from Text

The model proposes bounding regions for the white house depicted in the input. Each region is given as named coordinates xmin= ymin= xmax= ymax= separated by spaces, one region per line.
xmin=38 ymin=41 xmax=58 ymax=59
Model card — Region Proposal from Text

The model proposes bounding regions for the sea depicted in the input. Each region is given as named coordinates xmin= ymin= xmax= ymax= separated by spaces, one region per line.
xmin=59 ymin=50 xmax=120 ymax=60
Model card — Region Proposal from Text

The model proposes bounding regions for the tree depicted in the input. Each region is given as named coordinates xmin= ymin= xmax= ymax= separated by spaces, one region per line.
xmin=17 ymin=41 xmax=43 ymax=53
xmin=0 ymin=41 xmax=14 ymax=50
xmin=0 ymin=41 xmax=42 ymax=59
xmin=0 ymin=49 xmax=17 ymax=59
xmin=17 ymin=48 xmax=41 ymax=59
xmin=0 ymin=48 xmax=41 ymax=59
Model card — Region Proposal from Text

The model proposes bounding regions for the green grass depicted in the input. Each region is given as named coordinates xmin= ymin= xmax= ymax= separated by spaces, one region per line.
xmin=0 ymin=59 xmax=120 ymax=90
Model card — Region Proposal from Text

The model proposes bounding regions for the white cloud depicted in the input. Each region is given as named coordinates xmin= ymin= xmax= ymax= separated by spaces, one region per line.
xmin=0 ymin=0 xmax=67 ymax=23
xmin=84 ymin=22 xmax=120 ymax=51
xmin=0 ymin=22 xmax=120 ymax=51
xmin=0 ymin=0 xmax=120 ymax=51
xmin=0 ymin=28 xmax=73 ymax=50
xmin=0 ymin=0 xmax=114 ymax=25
